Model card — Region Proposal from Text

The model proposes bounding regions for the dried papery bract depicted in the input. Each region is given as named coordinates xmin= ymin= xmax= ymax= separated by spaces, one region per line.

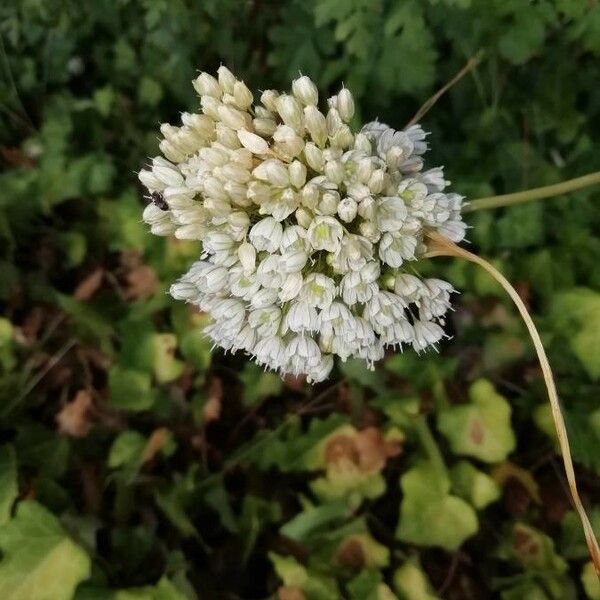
xmin=139 ymin=70 xmax=467 ymax=382
xmin=425 ymin=229 xmax=600 ymax=577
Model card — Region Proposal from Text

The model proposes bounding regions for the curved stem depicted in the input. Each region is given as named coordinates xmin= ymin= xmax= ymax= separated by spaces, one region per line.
xmin=464 ymin=171 xmax=600 ymax=213
xmin=425 ymin=231 xmax=600 ymax=577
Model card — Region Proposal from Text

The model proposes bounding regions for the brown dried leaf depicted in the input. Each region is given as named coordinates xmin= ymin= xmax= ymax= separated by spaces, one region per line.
xmin=74 ymin=268 xmax=104 ymax=301
xmin=278 ymin=587 xmax=306 ymax=600
xmin=141 ymin=427 xmax=169 ymax=464
xmin=56 ymin=390 xmax=93 ymax=438
xmin=202 ymin=377 xmax=223 ymax=423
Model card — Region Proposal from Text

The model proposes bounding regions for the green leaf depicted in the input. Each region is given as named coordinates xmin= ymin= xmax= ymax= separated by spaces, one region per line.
xmin=108 ymin=431 xmax=147 ymax=469
xmin=396 ymin=460 xmax=478 ymax=550
xmin=437 ymin=379 xmax=516 ymax=463
xmin=0 ymin=501 xmax=91 ymax=599
xmin=0 ymin=446 xmax=17 ymax=525
xmin=393 ymin=559 xmax=439 ymax=600
xmin=552 ymin=288 xmax=600 ymax=379
xmin=281 ymin=501 xmax=350 ymax=542
xmin=108 ymin=366 xmax=154 ymax=411
xmin=240 ymin=363 xmax=284 ymax=406
xmin=582 ymin=561 xmax=600 ymax=600
xmin=450 ymin=460 xmax=501 ymax=509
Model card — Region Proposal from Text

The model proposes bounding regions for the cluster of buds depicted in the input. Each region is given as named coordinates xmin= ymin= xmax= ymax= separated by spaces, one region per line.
xmin=139 ymin=68 xmax=466 ymax=382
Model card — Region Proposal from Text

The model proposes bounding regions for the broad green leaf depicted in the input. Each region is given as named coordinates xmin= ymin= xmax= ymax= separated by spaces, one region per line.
xmin=108 ymin=431 xmax=147 ymax=469
xmin=0 ymin=501 xmax=91 ymax=600
xmin=393 ymin=559 xmax=439 ymax=600
xmin=437 ymin=379 xmax=516 ymax=463
xmin=450 ymin=461 xmax=501 ymax=509
xmin=0 ymin=445 xmax=17 ymax=525
xmin=396 ymin=461 xmax=478 ymax=550
xmin=582 ymin=561 xmax=600 ymax=600
xmin=108 ymin=366 xmax=154 ymax=411
xmin=347 ymin=570 xmax=398 ymax=600
xmin=552 ymin=288 xmax=600 ymax=379
xmin=269 ymin=552 xmax=339 ymax=600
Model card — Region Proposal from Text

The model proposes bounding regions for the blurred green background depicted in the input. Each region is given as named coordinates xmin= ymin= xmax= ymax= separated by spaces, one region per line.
xmin=1 ymin=1 xmax=600 ymax=598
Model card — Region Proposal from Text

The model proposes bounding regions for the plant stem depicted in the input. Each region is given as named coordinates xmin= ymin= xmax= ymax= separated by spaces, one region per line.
xmin=464 ymin=171 xmax=600 ymax=212
xmin=413 ymin=415 xmax=448 ymax=482
xmin=425 ymin=230 xmax=600 ymax=577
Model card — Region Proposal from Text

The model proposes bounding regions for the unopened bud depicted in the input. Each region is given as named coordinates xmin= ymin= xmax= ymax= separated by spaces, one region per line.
xmin=289 ymin=160 xmax=307 ymax=188
xmin=193 ymin=72 xmax=221 ymax=98
xmin=295 ymin=207 xmax=313 ymax=229
xmin=292 ymin=75 xmax=319 ymax=105
xmin=304 ymin=142 xmax=325 ymax=172
xmin=217 ymin=66 xmax=236 ymax=93
xmin=337 ymin=87 xmax=355 ymax=122
xmin=304 ymin=106 xmax=327 ymax=147
xmin=337 ymin=197 xmax=358 ymax=223
xmin=275 ymin=94 xmax=303 ymax=132
xmin=237 ymin=129 xmax=269 ymax=154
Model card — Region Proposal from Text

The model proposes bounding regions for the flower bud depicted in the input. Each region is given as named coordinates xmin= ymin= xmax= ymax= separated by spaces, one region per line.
xmin=238 ymin=241 xmax=256 ymax=273
xmin=139 ymin=169 xmax=164 ymax=190
xmin=260 ymin=89 xmax=279 ymax=112
xmin=337 ymin=87 xmax=355 ymax=122
xmin=253 ymin=159 xmax=289 ymax=187
xmin=233 ymin=81 xmax=253 ymax=110
xmin=182 ymin=113 xmax=215 ymax=138
xmin=200 ymin=95 xmax=221 ymax=119
xmin=324 ymin=160 xmax=345 ymax=185
xmin=237 ymin=129 xmax=269 ymax=154
xmin=326 ymin=108 xmax=343 ymax=136
xmin=359 ymin=220 xmax=381 ymax=243
xmin=217 ymin=105 xmax=249 ymax=130
xmin=215 ymin=123 xmax=241 ymax=149
xmin=368 ymin=169 xmax=385 ymax=194
xmin=337 ymin=197 xmax=358 ymax=223
xmin=304 ymin=106 xmax=327 ymax=147
xmin=304 ymin=142 xmax=325 ymax=172
xmin=292 ymin=75 xmax=319 ymax=105
xmin=319 ymin=191 xmax=339 ymax=215
xmin=356 ymin=158 xmax=374 ymax=183
xmin=203 ymin=176 xmax=228 ymax=200
xmin=217 ymin=65 xmax=236 ymax=93
xmin=153 ymin=164 xmax=184 ymax=187
xmin=353 ymin=132 xmax=372 ymax=153
xmin=330 ymin=124 xmax=354 ymax=149
xmin=289 ymin=160 xmax=307 ymax=188
xmin=275 ymin=94 xmax=303 ymax=132
xmin=279 ymin=272 xmax=303 ymax=302
xmin=295 ymin=207 xmax=313 ymax=229
xmin=253 ymin=117 xmax=277 ymax=137
xmin=193 ymin=72 xmax=221 ymax=98
xmin=300 ymin=183 xmax=319 ymax=209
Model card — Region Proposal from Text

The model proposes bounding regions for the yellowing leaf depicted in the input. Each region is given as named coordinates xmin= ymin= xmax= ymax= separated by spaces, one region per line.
xmin=0 ymin=501 xmax=90 ymax=600
xmin=437 ymin=379 xmax=516 ymax=463
xmin=396 ymin=461 xmax=478 ymax=551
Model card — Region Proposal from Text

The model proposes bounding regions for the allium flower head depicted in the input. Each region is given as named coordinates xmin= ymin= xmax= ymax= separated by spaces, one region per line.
xmin=139 ymin=68 xmax=466 ymax=382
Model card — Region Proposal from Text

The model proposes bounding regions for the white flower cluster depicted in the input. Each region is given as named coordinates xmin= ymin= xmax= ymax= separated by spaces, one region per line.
xmin=139 ymin=68 xmax=466 ymax=382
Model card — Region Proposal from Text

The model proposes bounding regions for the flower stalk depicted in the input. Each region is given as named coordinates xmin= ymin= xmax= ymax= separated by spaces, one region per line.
xmin=465 ymin=171 xmax=600 ymax=212
xmin=425 ymin=229 xmax=600 ymax=577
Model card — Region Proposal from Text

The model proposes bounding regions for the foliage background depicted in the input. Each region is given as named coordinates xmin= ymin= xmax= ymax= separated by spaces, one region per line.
xmin=1 ymin=0 xmax=600 ymax=598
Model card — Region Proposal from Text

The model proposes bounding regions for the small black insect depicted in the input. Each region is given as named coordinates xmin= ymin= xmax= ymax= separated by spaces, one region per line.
xmin=150 ymin=191 xmax=168 ymax=210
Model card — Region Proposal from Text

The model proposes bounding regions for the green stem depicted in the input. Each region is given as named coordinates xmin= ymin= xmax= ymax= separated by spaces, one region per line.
xmin=464 ymin=171 xmax=600 ymax=212
xmin=413 ymin=415 xmax=448 ymax=482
